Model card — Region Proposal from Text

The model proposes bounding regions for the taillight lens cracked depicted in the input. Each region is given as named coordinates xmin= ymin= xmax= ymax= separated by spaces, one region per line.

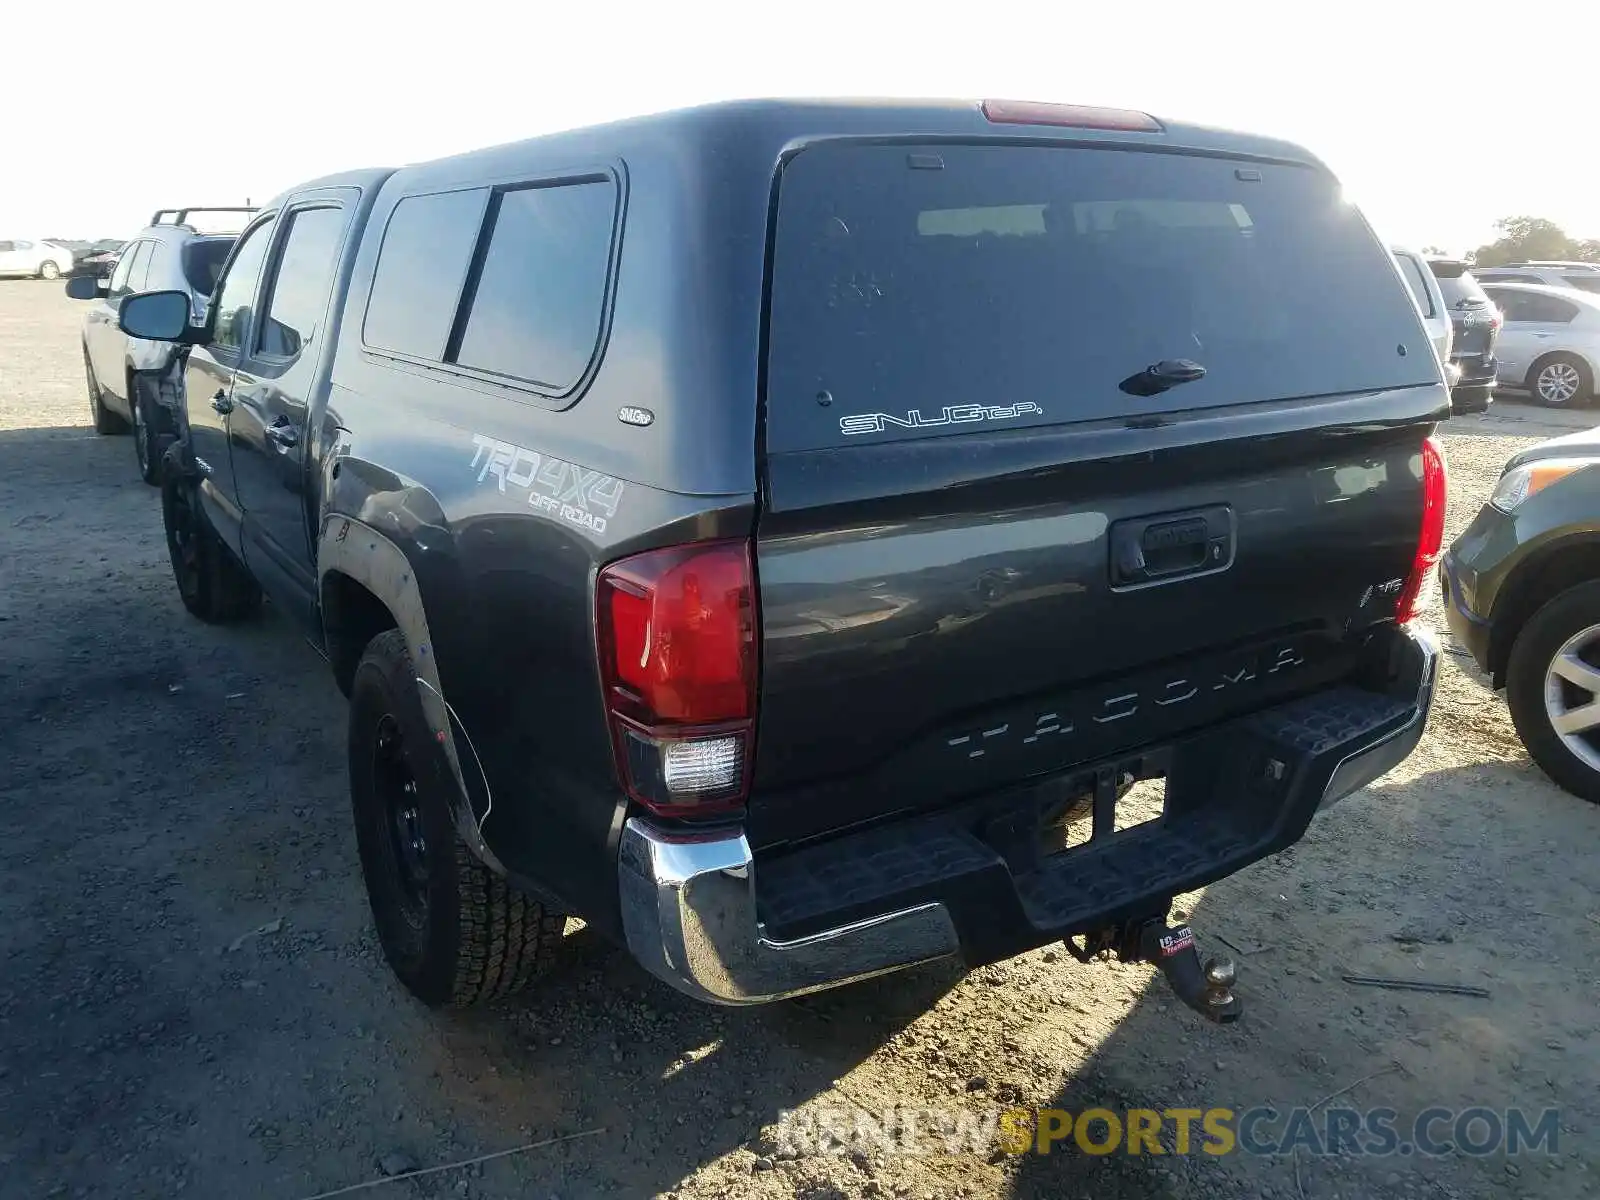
xmin=596 ymin=540 xmax=757 ymax=815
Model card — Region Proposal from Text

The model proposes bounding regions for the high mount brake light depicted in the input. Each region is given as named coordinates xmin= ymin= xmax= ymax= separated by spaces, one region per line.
xmin=980 ymin=99 xmax=1164 ymax=133
xmin=1395 ymin=436 xmax=1448 ymax=625
xmin=596 ymin=540 xmax=757 ymax=816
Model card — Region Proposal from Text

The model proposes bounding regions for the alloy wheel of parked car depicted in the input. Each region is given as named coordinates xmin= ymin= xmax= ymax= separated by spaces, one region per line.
xmin=129 ymin=378 xmax=168 ymax=486
xmin=1506 ymin=581 xmax=1600 ymax=804
xmin=131 ymin=388 xmax=152 ymax=478
xmin=1532 ymin=355 xmax=1591 ymax=406
xmin=38 ymin=261 xmax=60 ymax=281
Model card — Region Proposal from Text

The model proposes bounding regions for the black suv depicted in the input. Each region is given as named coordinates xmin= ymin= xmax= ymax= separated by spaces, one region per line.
xmin=1428 ymin=259 xmax=1499 ymax=413
xmin=116 ymin=99 xmax=1442 ymax=1020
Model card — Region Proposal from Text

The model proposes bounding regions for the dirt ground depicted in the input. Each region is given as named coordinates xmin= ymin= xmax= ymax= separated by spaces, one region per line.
xmin=1 ymin=281 xmax=1596 ymax=1200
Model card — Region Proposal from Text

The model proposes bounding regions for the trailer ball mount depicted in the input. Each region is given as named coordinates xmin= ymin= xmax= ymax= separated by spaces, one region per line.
xmin=1064 ymin=917 xmax=1241 ymax=1024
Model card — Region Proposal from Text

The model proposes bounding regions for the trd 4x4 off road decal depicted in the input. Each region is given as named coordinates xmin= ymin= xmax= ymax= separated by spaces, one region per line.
xmin=468 ymin=434 xmax=624 ymax=535
xmin=839 ymin=402 xmax=1044 ymax=436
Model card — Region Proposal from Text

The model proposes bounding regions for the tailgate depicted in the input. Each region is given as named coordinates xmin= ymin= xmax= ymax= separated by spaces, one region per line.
xmin=748 ymin=139 xmax=1445 ymax=850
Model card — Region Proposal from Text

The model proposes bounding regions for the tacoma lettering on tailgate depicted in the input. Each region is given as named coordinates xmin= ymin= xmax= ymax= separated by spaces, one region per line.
xmin=946 ymin=644 xmax=1306 ymax=759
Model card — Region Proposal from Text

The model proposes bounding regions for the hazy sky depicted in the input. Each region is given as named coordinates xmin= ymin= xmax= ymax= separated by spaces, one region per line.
xmin=6 ymin=0 xmax=1596 ymax=253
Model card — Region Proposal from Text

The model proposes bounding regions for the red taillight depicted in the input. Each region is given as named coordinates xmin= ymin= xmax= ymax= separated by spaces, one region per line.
xmin=596 ymin=540 xmax=757 ymax=816
xmin=1395 ymin=436 xmax=1448 ymax=624
xmin=980 ymin=99 xmax=1163 ymax=133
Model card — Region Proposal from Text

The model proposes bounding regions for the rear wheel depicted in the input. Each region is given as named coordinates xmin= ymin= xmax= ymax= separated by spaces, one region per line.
xmin=349 ymin=629 xmax=566 ymax=1006
xmin=1529 ymin=353 xmax=1592 ymax=407
xmin=160 ymin=447 xmax=260 ymax=623
xmin=130 ymin=375 xmax=175 ymax=486
xmin=38 ymin=260 xmax=60 ymax=281
xmin=84 ymin=350 xmax=127 ymax=435
xmin=1506 ymin=580 xmax=1600 ymax=804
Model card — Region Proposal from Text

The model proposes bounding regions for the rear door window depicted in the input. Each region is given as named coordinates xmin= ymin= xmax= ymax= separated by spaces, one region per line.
xmin=1485 ymin=289 xmax=1539 ymax=322
xmin=1523 ymin=294 xmax=1581 ymax=323
xmin=766 ymin=144 xmax=1437 ymax=451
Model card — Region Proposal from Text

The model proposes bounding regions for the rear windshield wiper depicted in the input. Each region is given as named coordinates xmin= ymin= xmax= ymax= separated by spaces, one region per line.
xmin=1120 ymin=358 xmax=1207 ymax=397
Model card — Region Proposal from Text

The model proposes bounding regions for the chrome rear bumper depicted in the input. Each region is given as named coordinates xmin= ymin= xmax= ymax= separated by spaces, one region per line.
xmin=1318 ymin=623 xmax=1438 ymax=809
xmin=619 ymin=624 xmax=1438 ymax=1006
xmin=618 ymin=820 xmax=959 ymax=1005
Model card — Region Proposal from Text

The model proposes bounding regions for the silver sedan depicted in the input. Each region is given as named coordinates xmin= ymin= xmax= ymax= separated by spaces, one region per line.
xmin=1480 ymin=281 xmax=1600 ymax=407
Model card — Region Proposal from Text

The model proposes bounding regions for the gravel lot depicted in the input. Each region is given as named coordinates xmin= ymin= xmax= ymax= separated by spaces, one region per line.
xmin=1 ymin=282 xmax=1596 ymax=1200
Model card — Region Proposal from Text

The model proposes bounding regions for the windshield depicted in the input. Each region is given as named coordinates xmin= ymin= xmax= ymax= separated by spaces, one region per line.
xmin=766 ymin=143 xmax=1435 ymax=451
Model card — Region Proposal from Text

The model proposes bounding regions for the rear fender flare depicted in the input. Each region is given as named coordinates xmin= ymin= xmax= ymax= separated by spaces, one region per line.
xmin=317 ymin=515 xmax=502 ymax=871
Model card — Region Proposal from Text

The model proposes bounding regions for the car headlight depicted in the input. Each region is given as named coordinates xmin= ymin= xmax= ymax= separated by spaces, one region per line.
xmin=1490 ymin=458 xmax=1597 ymax=511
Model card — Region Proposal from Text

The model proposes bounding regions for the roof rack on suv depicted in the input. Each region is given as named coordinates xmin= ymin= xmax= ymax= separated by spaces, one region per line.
xmin=1504 ymin=261 xmax=1600 ymax=272
xmin=148 ymin=206 xmax=259 ymax=227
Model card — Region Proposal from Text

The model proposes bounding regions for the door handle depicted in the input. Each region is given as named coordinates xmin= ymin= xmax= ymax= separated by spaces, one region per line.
xmin=211 ymin=390 xmax=233 ymax=414
xmin=265 ymin=419 xmax=299 ymax=449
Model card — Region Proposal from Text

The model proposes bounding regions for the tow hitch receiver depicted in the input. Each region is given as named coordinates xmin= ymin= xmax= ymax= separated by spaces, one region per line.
xmin=1066 ymin=918 xmax=1241 ymax=1023
xmin=1139 ymin=922 xmax=1241 ymax=1023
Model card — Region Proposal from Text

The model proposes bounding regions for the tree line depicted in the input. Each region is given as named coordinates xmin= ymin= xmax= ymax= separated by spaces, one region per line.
xmin=1426 ymin=217 xmax=1600 ymax=267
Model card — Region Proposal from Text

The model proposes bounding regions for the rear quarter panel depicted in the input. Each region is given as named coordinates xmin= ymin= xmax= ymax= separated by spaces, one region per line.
xmin=317 ymin=134 xmax=767 ymax=931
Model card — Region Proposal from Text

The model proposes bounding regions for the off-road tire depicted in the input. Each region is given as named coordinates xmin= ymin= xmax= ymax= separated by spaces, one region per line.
xmin=349 ymin=629 xmax=566 ymax=1006
xmin=84 ymin=350 xmax=127 ymax=435
xmin=160 ymin=446 xmax=261 ymax=623
xmin=1506 ymin=580 xmax=1600 ymax=805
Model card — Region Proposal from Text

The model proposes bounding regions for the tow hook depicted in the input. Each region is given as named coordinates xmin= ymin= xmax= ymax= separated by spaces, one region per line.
xmin=1138 ymin=922 xmax=1241 ymax=1023
xmin=1064 ymin=918 xmax=1241 ymax=1023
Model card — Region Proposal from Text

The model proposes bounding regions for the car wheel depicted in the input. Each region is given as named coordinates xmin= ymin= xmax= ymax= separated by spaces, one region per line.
xmin=1528 ymin=353 xmax=1592 ymax=407
xmin=349 ymin=629 xmax=566 ymax=1007
xmin=38 ymin=260 xmax=60 ymax=281
xmin=160 ymin=446 xmax=261 ymax=623
xmin=130 ymin=376 xmax=174 ymax=486
xmin=84 ymin=349 xmax=128 ymax=435
xmin=1506 ymin=580 xmax=1600 ymax=804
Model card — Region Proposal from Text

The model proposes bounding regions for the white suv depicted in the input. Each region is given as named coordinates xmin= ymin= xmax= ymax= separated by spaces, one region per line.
xmin=1475 ymin=262 xmax=1600 ymax=294
xmin=0 ymin=239 xmax=74 ymax=279
xmin=65 ymin=208 xmax=250 ymax=482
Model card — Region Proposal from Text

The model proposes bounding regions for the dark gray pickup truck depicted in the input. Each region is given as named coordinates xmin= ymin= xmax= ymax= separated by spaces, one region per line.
xmin=118 ymin=98 xmax=1445 ymax=1020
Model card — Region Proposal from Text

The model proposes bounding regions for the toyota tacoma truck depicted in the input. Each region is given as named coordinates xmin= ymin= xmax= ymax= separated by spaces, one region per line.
xmin=117 ymin=98 xmax=1445 ymax=1019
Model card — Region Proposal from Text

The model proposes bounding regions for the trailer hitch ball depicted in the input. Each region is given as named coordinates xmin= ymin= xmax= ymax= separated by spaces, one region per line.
xmin=1138 ymin=922 xmax=1243 ymax=1024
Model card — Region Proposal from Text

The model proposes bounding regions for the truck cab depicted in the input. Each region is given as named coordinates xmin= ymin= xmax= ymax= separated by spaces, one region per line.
xmin=118 ymin=99 xmax=1444 ymax=1017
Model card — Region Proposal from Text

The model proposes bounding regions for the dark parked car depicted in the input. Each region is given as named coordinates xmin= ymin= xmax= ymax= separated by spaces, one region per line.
xmin=72 ymin=240 xmax=126 ymax=279
xmin=65 ymin=210 xmax=243 ymax=482
xmin=1428 ymin=259 xmax=1499 ymax=413
xmin=115 ymin=99 xmax=1443 ymax=1020
xmin=1443 ymin=427 xmax=1600 ymax=803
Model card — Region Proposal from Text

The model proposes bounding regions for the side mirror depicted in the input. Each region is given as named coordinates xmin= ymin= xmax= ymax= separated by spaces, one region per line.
xmin=63 ymin=276 xmax=103 ymax=300
xmin=118 ymin=290 xmax=198 ymax=342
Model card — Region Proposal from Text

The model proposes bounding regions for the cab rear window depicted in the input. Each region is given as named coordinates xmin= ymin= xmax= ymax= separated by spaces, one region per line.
xmin=765 ymin=143 xmax=1438 ymax=451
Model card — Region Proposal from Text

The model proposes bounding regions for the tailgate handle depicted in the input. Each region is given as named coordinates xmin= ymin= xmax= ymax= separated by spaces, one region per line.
xmin=1110 ymin=506 xmax=1233 ymax=588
